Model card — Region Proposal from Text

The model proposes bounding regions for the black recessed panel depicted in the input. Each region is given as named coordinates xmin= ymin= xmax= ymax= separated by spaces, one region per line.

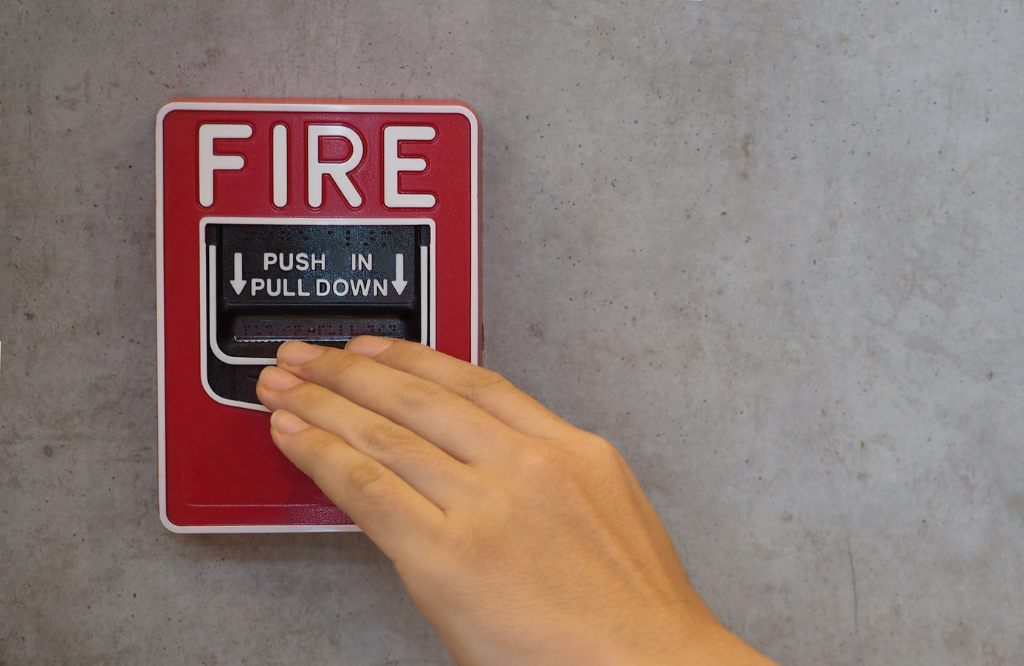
xmin=204 ymin=223 xmax=429 ymax=405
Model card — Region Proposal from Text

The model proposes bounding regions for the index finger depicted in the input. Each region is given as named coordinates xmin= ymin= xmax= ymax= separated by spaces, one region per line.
xmin=346 ymin=337 xmax=577 ymax=440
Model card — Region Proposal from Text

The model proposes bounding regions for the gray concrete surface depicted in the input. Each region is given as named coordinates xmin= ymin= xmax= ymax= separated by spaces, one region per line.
xmin=2 ymin=1 xmax=1024 ymax=664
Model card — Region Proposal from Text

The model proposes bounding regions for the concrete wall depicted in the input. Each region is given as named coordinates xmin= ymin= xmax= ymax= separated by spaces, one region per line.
xmin=2 ymin=2 xmax=1023 ymax=664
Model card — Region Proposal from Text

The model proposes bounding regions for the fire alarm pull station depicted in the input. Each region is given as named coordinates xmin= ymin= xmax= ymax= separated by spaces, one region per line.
xmin=156 ymin=99 xmax=480 ymax=532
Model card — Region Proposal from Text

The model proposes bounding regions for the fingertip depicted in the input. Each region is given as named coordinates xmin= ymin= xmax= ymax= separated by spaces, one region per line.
xmin=345 ymin=335 xmax=397 ymax=358
xmin=258 ymin=365 xmax=304 ymax=391
xmin=257 ymin=365 xmax=277 ymax=391
xmin=270 ymin=409 xmax=312 ymax=435
xmin=278 ymin=341 xmax=328 ymax=367
xmin=255 ymin=384 xmax=273 ymax=411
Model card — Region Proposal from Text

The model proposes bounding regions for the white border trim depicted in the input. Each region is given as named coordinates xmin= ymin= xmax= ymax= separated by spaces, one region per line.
xmin=164 ymin=522 xmax=363 ymax=534
xmin=156 ymin=100 xmax=479 ymax=533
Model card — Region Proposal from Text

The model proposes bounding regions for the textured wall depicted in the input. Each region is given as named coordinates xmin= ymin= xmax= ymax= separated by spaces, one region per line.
xmin=2 ymin=2 xmax=1023 ymax=664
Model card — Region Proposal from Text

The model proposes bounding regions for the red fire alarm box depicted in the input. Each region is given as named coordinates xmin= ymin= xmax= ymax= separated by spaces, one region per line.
xmin=156 ymin=99 xmax=480 ymax=532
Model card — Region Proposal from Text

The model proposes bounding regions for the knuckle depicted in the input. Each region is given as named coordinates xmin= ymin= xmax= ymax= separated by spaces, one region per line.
xmin=391 ymin=378 xmax=448 ymax=412
xmin=457 ymin=368 xmax=511 ymax=404
xmin=372 ymin=337 xmax=431 ymax=370
xmin=388 ymin=338 xmax=430 ymax=363
xmin=517 ymin=442 xmax=553 ymax=472
xmin=436 ymin=511 xmax=506 ymax=562
xmin=589 ymin=434 xmax=622 ymax=459
xmin=513 ymin=435 xmax=628 ymax=494
xmin=585 ymin=435 xmax=630 ymax=471
xmin=297 ymin=431 xmax=337 ymax=466
xmin=288 ymin=382 xmax=335 ymax=414
xmin=323 ymin=348 xmax=363 ymax=379
xmin=359 ymin=420 xmax=409 ymax=455
xmin=345 ymin=459 xmax=390 ymax=499
xmin=516 ymin=442 xmax=572 ymax=486
xmin=439 ymin=521 xmax=475 ymax=556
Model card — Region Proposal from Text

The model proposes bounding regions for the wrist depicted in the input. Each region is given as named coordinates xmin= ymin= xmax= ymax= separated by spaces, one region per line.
xmin=653 ymin=626 xmax=778 ymax=666
xmin=588 ymin=618 xmax=777 ymax=666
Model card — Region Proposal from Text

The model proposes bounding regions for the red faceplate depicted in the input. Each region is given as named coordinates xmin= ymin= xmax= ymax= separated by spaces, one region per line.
xmin=157 ymin=99 xmax=480 ymax=532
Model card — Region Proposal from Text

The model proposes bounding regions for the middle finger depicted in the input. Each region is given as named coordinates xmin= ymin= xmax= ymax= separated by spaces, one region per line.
xmin=275 ymin=342 xmax=522 ymax=465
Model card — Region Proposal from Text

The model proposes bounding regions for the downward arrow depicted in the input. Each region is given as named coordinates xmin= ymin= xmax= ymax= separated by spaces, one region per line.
xmin=391 ymin=253 xmax=408 ymax=295
xmin=230 ymin=252 xmax=247 ymax=295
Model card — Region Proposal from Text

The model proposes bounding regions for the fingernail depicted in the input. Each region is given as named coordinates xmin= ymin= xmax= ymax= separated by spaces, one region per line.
xmin=345 ymin=335 xmax=396 ymax=358
xmin=278 ymin=341 xmax=327 ymax=366
xmin=271 ymin=410 xmax=311 ymax=434
xmin=259 ymin=365 xmax=303 ymax=391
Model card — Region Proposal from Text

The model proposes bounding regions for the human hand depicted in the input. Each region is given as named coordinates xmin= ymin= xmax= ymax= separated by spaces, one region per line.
xmin=256 ymin=339 xmax=777 ymax=666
